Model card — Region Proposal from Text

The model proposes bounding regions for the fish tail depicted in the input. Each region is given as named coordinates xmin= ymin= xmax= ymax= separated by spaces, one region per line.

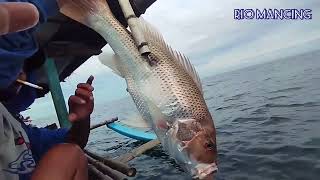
xmin=60 ymin=0 xmax=114 ymax=29
xmin=60 ymin=0 xmax=139 ymax=62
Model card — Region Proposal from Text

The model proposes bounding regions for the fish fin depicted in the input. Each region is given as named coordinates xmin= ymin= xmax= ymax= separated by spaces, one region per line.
xmin=119 ymin=114 xmax=151 ymax=129
xmin=172 ymin=52 xmax=203 ymax=94
xmin=98 ymin=52 xmax=124 ymax=78
xmin=144 ymin=96 xmax=172 ymax=130
xmin=139 ymin=17 xmax=203 ymax=93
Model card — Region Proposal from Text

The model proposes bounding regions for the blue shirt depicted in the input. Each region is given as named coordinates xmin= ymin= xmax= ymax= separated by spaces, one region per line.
xmin=0 ymin=0 xmax=60 ymax=88
xmin=21 ymin=123 xmax=68 ymax=163
xmin=4 ymin=100 xmax=68 ymax=180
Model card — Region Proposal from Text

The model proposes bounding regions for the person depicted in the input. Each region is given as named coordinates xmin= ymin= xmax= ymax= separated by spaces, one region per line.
xmin=0 ymin=71 xmax=94 ymax=180
xmin=0 ymin=1 xmax=97 ymax=179
xmin=0 ymin=0 xmax=98 ymax=89
xmin=0 ymin=0 xmax=57 ymax=89
xmin=31 ymin=76 xmax=94 ymax=180
xmin=0 ymin=75 xmax=93 ymax=179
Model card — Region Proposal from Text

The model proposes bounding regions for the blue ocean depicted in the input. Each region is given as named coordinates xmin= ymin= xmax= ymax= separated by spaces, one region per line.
xmin=26 ymin=50 xmax=320 ymax=179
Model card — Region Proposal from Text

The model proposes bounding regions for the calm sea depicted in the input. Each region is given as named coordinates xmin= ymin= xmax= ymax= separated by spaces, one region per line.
xmin=32 ymin=50 xmax=320 ymax=179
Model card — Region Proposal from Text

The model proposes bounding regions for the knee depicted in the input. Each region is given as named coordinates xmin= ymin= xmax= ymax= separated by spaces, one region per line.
xmin=47 ymin=143 xmax=87 ymax=164
xmin=32 ymin=144 xmax=88 ymax=180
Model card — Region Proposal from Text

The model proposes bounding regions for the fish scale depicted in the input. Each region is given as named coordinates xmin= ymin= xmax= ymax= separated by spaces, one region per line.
xmin=145 ymin=50 xmax=208 ymax=122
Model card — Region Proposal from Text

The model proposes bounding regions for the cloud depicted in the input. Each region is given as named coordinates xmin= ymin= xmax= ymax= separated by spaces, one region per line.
xmin=142 ymin=0 xmax=320 ymax=77
xmin=72 ymin=0 xmax=319 ymax=78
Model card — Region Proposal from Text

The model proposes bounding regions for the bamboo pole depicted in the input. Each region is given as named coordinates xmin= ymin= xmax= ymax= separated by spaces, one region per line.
xmin=117 ymin=139 xmax=160 ymax=163
xmin=88 ymin=163 xmax=113 ymax=180
xmin=85 ymin=150 xmax=136 ymax=177
xmin=90 ymin=117 xmax=118 ymax=130
xmin=86 ymin=154 xmax=128 ymax=180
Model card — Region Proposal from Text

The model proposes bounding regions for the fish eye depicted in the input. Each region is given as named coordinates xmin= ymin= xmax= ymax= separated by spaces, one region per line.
xmin=205 ymin=142 xmax=215 ymax=150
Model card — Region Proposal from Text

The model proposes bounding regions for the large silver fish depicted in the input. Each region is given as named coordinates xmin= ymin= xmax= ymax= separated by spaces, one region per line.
xmin=60 ymin=0 xmax=218 ymax=178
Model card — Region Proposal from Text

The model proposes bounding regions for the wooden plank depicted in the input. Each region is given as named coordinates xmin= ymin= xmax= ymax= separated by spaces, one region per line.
xmin=86 ymin=155 xmax=128 ymax=180
xmin=88 ymin=163 xmax=113 ymax=180
xmin=117 ymin=139 xmax=160 ymax=163
xmin=85 ymin=149 xmax=136 ymax=177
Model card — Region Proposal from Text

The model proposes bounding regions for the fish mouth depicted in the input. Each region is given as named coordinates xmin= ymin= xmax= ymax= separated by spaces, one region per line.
xmin=192 ymin=162 xmax=218 ymax=179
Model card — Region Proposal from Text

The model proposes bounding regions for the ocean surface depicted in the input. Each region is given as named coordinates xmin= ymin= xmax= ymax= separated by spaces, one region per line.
xmin=30 ymin=50 xmax=320 ymax=180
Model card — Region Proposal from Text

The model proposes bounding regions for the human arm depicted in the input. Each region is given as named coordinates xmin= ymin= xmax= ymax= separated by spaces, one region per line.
xmin=65 ymin=75 xmax=94 ymax=149
xmin=16 ymin=76 xmax=93 ymax=166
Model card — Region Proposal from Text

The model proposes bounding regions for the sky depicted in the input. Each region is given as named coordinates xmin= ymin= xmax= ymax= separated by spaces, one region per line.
xmin=23 ymin=0 xmax=320 ymax=120
xmin=69 ymin=0 xmax=320 ymax=97
xmin=72 ymin=0 xmax=319 ymax=79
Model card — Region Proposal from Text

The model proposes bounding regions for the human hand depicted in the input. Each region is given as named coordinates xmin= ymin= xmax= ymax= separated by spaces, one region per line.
xmin=0 ymin=2 xmax=39 ymax=35
xmin=68 ymin=75 xmax=94 ymax=122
